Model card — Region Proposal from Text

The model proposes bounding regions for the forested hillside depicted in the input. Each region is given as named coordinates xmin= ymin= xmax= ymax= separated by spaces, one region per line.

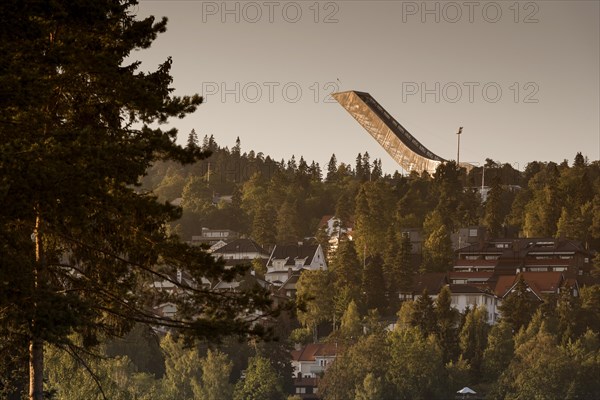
xmin=143 ymin=133 xmax=600 ymax=254
xmin=36 ymin=135 xmax=600 ymax=400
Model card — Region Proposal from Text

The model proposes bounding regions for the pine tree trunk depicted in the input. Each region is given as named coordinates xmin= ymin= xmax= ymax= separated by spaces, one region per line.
xmin=29 ymin=338 xmax=44 ymax=400
xmin=29 ymin=213 xmax=44 ymax=400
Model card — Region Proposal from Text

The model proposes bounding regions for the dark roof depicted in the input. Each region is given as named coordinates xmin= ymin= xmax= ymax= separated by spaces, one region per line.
xmin=409 ymin=272 xmax=449 ymax=295
xmin=267 ymin=244 xmax=320 ymax=267
xmin=449 ymin=284 xmax=488 ymax=294
xmin=576 ymin=275 xmax=600 ymax=288
xmin=213 ymin=238 xmax=268 ymax=256
xmin=279 ymin=270 xmax=303 ymax=289
xmin=457 ymin=238 xmax=591 ymax=258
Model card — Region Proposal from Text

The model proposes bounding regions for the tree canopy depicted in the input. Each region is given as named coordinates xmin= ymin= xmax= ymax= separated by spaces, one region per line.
xmin=0 ymin=1 xmax=272 ymax=398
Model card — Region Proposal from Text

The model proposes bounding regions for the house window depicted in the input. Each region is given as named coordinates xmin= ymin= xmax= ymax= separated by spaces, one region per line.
xmin=528 ymin=267 xmax=547 ymax=272
xmin=273 ymin=260 xmax=286 ymax=270
xmin=319 ymin=359 xmax=327 ymax=367
xmin=465 ymin=255 xmax=479 ymax=260
xmin=296 ymin=387 xmax=306 ymax=394
xmin=469 ymin=229 xmax=478 ymax=237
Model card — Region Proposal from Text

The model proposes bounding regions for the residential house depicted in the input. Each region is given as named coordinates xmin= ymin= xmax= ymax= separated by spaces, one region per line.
xmin=150 ymin=269 xmax=211 ymax=294
xmin=265 ymin=243 xmax=327 ymax=285
xmin=455 ymin=238 xmax=593 ymax=277
xmin=212 ymin=271 xmax=271 ymax=292
xmin=278 ymin=270 xmax=303 ymax=298
xmin=289 ymin=340 xmax=339 ymax=398
xmin=399 ymin=272 xmax=448 ymax=301
xmin=190 ymin=227 xmax=239 ymax=247
xmin=495 ymin=271 xmax=576 ymax=301
xmin=399 ymin=228 xmax=424 ymax=255
xmin=317 ymin=215 xmax=353 ymax=256
xmin=449 ymin=284 xmax=499 ymax=324
xmin=211 ymin=238 xmax=269 ymax=263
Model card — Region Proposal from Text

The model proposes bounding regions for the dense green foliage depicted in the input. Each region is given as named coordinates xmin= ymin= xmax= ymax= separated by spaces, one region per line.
xmin=0 ymin=1 xmax=274 ymax=398
xmin=2 ymin=0 xmax=599 ymax=397
xmin=144 ymin=137 xmax=600 ymax=253
xmin=318 ymin=288 xmax=600 ymax=399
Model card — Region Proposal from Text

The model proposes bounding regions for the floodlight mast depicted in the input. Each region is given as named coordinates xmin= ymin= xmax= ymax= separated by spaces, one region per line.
xmin=457 ymin=126 xmax=463 ymax=168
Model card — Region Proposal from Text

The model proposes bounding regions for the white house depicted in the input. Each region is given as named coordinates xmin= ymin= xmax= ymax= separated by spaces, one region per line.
xmin=265 ymin=243 xmax=327 ymax=285
xmin=318 ymin=215 xmax=353 ymax=256
xmin=211 ymin=238 xmax=269 ymax=261
xmin=291 ymin=343 xmax=337 ymax=379
xmin=449 ymin=284 xmax=499 ymax=325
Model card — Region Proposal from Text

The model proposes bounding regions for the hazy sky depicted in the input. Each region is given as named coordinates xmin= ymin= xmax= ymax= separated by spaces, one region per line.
xmin=135 ymin=0 xmax=599 ymax=173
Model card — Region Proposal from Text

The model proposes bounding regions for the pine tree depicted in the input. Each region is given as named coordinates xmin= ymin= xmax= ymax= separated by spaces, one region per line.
xmin=340 ymin=300 xmax=362 ymax=341
xmin=387 ymin=326 xmax=446 ymax=399
xmin=232 ymin=136 xmax=241 ymax=155
xmin=523 ymin=166 xmax=562 ymax=237
xmin=422 ymin=225 xmax=454 ymax=272
xmin=384 ymin=231 xmax=414 ymax=313
xmin=482 ymin=321 xmax=514 ymax=382
xmin=371 ymin=159 xmax=383 ymax=181
xmin=361 ymin=255 xmax=388 ymax=313
xmin=361 ymin=152 xmax=371 ymax=181
xmin=483 ymin=176 xmax=504 ymax=238
xmin=275 ymin=196 xmax=302 ymax=244
xmin=326 ymin=154 xmax=338 ymax=182
xmin=410 ymin=289 xmax=437 ymax=337
xmin=308 ymin=161 xmax=322 ymax=182
xmin=187 ymin=129 xmax=199 ymax=149
xmin=296 ymin=270 xmax=334 ymax=335
xmin=0 ymin=3 xmax=273 ymax=398
xmin=499 ymin=275 xmax=539 ymax=332
xmin=335 ymin=192 xmax=353 ymax=228
xmin=397 ymin=233 xmax=415 ymax=292
xmin=355 ymin=153 xmax=365 ymax=180
xmin=435 ymin=286 xmax=459 ymax=362
xmin=459 ymin=305 xmax=489 ymax=380
xmin=330 ymin=240 xmax=362 ymax=302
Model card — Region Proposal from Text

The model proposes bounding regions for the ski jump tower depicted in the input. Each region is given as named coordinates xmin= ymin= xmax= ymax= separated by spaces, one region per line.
xmin=332 ymin=90 xmax=449 ymax=175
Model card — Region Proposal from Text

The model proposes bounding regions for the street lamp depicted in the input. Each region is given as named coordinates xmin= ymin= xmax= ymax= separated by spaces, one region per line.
xmin=456 ymin=126 xmax=463 ymax=167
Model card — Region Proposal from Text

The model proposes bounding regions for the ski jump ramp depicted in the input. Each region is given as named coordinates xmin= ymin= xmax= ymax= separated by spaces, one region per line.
xmin=332 ymin=90 xmax=448 ymax=175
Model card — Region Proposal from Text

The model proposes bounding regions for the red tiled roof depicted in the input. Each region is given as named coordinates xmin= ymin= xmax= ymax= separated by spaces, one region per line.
xmin=495 ymin=275 xmax=517 ymax=297
xmin=496 ymin=272 xmax=564 ymax=298
xmin=520 ymin=272 xmax=563 ymax=295
xmin=291 ymin=343 xmax=337 ymax=362
xmin=318 ymin=215 xmax=334 ymax=228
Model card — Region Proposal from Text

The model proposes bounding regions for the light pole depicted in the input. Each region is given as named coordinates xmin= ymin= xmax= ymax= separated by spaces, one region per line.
xmin=456 ymin=126 xmax=463 ymax=167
